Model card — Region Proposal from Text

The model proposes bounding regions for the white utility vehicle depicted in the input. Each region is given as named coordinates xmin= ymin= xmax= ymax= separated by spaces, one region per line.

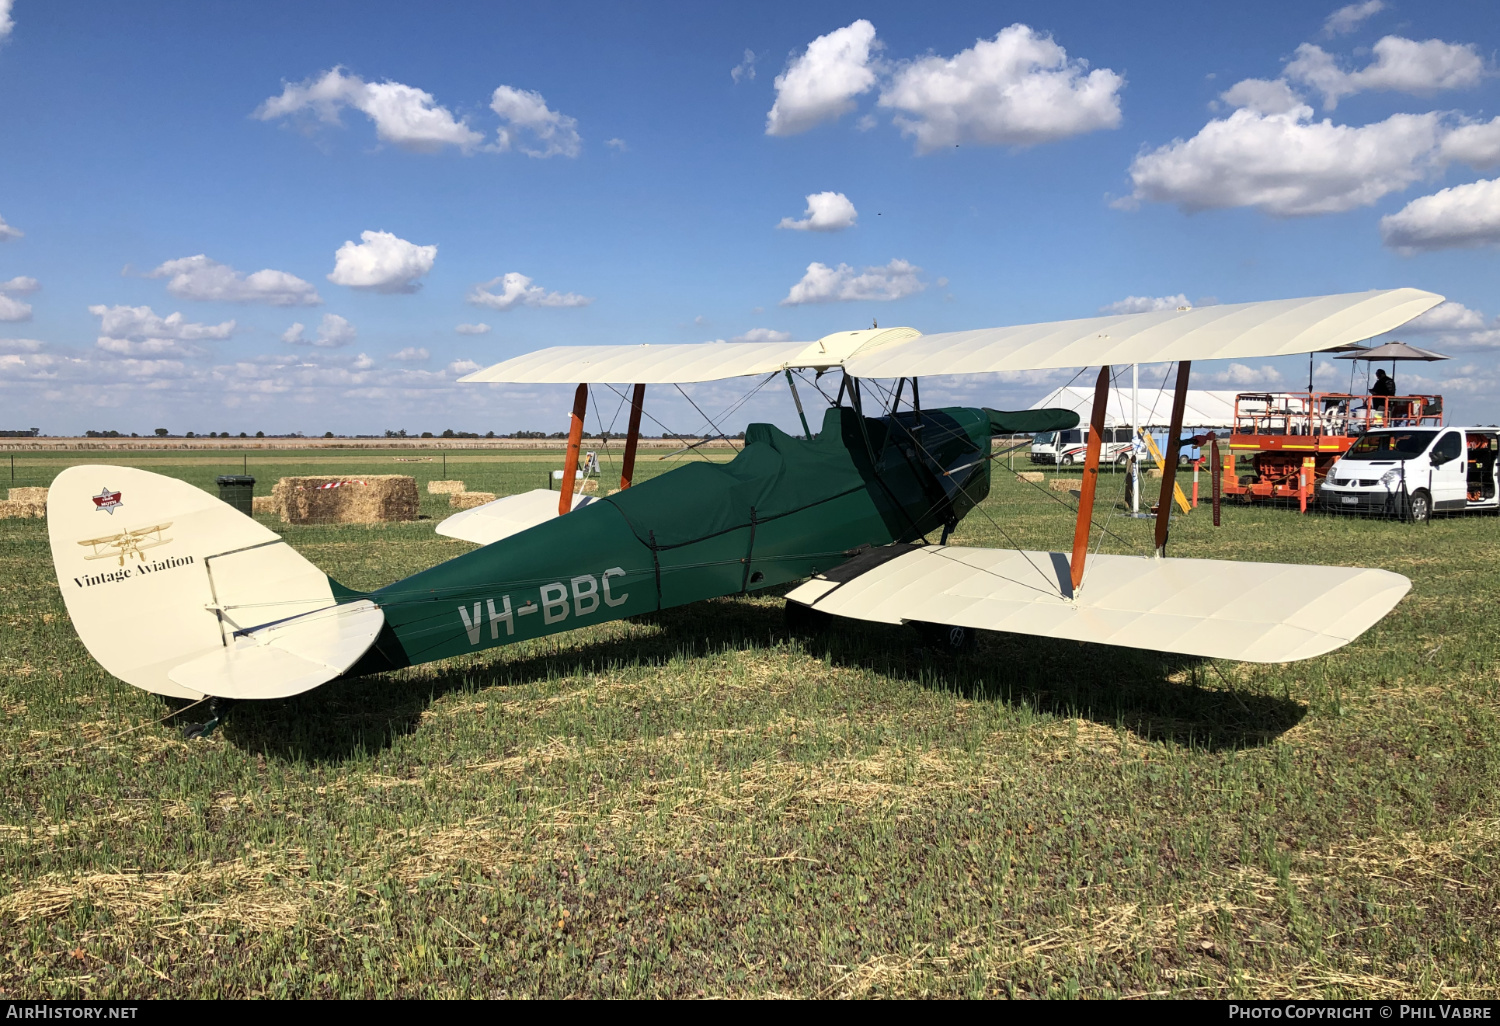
xmin=1029 ymin=426 xmax=1136 ymax=465
xmin=1319 ymin=426 xmax=1499 ymax=522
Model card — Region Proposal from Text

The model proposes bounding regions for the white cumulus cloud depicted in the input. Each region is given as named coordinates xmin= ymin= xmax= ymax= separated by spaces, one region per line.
xmin=1324 ymin=1 xmax=1384 ymax=36
xmin=0 ymin=275 xmax=37 ymax=294
xmin=0 ymin=214 xmax=21 ymax=241
xmin=1101 ymin=294 xmax=1191 ymax=314
xmin=448 ymin=359 xmax=482 ymax=376
xmin=0 ymin=295 xmax=30 ymax=322
xmin=778 ymin=191 xmax=858 ymax=231
xmin=1219 ymin=77 xmax=1304 ymax=115
xmin=1211 ymin=363 xmax=1284 ymax=386
xmin=731 ymin=328 xmax=793 ymax=343
xmin=1380 ymin=177 xmax=1500 ymax=253
xmin=467 ymin=272 xmax=591 ymax=311
xmin=490 ymin=86 xmax=581 ymax=158
xmin=255 ymin=68 xmax=484 ymax=153
xmin=328 ymin=230 xmax=436 ymax=294
xmin=455 ymin=322 xmax=491 ymax=335
xmin=1286 ymin=36 xmax=1486 ymax=110
xmin=392 ymin=347 xmax=429 ymax=361
xmin=879 ymin=24 xmax=1123 ymax=153
xmin=1442 ymin=116 xmax=1500 ymax=171
xmin=781 ymin=259 xmax=926 ymax=305
xmin=89 ymin=305 xmax=235 ymax=341
xmin=1123 ymin=105 xmax=1442 ymax=216
xmin=766 ymin=20 xmax=881 ymax=136
xmin=148 ymin=254 xmax=321 ymax=306
xmin=282 ymin=313 xmax=357 ymax=348
xmin=0 ymin=0 xmax=13 ymax=41
xmin=1401 ymin=300 xmax=1500 ymax=349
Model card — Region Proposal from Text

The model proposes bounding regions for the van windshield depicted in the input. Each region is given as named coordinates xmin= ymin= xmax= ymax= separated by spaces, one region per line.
xmin=1033 ymin=432 xmax=1055 ymax=445
xmin=1344 ymin=430 xmax=1438 ymax=460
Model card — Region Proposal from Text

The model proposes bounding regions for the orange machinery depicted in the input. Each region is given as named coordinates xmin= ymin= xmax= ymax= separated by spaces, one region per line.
xmin=1222 ymin=392 xmax=1443 ymax=507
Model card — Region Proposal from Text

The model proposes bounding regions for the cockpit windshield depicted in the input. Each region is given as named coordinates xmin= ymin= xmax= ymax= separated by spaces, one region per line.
xmin=1344 ymin=430 xmax=1437 ymax=461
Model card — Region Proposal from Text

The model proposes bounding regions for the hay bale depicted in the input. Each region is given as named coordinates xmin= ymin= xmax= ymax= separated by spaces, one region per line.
xmin=1148 ymin=468 xmax=1164 ymax=479
xmin=252 ymin=495 xmax=279 ymax=516
xmin=0 ymin=500 xmax=44 ymax=519
xmin=273 ymin=475 xmax=419 ymax=524
xmin=449 ymin=491 xmax=496 ymax=510
xmin=1049 ymin=478 xmax=1082 ymax=492
xmin=8 ymin=487 xmax=47 ymax=503
xmin=427 ymin=480 xmax=465 ymax=495
xmin=1016 ymin=472 xmax=1044 ymax=483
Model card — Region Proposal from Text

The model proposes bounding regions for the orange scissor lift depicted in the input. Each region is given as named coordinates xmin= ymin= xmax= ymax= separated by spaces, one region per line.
xmin=1222 ymin=391 xmax=1444 ymax=510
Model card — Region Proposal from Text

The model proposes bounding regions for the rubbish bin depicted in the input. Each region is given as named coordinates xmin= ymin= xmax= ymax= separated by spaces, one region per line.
xmin=216 ymin=475 xmax=255 ymax=516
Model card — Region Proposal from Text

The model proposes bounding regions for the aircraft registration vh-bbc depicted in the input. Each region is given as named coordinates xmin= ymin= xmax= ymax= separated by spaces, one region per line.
xmin=47 ymin=288 xmax=1441 ymax=736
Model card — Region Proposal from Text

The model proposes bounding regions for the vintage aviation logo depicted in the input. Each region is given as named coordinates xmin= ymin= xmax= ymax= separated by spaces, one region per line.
xmin=77 ymin=522 xmax=173 ymax=567
xmin=91 ymin=487 xmax=123 ymax=514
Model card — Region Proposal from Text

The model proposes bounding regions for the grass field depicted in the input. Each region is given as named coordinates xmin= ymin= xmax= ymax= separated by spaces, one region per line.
xmin=1 ymin=446 xmax=1496 ymax=998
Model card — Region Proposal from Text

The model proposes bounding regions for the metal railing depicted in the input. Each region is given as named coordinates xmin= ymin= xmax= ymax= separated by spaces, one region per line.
xmin=1232 ymin=392 xmax=1443 ymax=437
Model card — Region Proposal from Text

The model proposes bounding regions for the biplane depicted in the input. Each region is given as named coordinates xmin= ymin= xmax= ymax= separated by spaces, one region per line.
xmin=48 ymin=288 xmax=1439 ymax=724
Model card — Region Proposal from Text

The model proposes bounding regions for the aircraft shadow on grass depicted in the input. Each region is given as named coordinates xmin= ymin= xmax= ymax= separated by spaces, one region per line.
xmin=216 ymin=594 xmax=1305 ymax=763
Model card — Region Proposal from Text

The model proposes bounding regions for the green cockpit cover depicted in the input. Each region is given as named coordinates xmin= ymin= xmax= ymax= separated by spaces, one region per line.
xmin=984 ymin=407 xmax=1080 ymax=435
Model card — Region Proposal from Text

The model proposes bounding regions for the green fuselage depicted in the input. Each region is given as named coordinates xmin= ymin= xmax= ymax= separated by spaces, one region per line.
xmin=345 ymin=405 xmax=995 ymax=676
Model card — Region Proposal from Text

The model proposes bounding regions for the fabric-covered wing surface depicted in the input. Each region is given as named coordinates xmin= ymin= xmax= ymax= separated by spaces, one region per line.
xmin=843 ymin=289 xmax=1442 ymax=378
xmin=459 ymin=340 xmax=811 ymax=384
xmin=785 ymin=546 xmax=1411 ymax=663
xmin=436 ymin=489 xmax=597 ymax=547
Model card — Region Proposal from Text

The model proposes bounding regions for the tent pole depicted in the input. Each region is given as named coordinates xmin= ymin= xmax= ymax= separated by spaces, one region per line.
xmin=619 ymin=383 xmax=646 ymax=490
xmin=1154 ymin=361 xmax=1192 ymax=556
xmin=1070 ymin=366 xmax=1111 ymax=593
xmin=1131 ymin=364 xmax=1140 ymax=515
xmin=559 ymin=383 xmax=588 ymax=516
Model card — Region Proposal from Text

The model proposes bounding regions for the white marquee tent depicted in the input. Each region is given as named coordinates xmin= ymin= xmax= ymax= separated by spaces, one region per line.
xmin=1028 ymin=386 xmax=1240 ymax=430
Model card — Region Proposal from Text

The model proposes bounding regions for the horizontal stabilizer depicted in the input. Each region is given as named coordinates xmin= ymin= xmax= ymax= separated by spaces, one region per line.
xmin=786 ymin=546 xmax=1410 ymax=664
xmin=168 ymin=600 xmax=385 ymax=700
xmin=435 ymin=488 xmax=597 ymax=546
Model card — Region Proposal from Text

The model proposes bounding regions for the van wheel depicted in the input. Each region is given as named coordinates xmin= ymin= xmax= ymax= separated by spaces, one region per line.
xmin=1061 ymin=454 xmax=1075 ymax=466
xmin=1405 ymin=488 xmax=1431 ymax=523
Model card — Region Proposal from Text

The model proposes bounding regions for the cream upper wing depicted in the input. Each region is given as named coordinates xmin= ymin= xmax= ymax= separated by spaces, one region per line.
xmin=460 ymin=340 xmax=814 ymax=384
xmin=842 ymin=288 xmax=1442 ymax=378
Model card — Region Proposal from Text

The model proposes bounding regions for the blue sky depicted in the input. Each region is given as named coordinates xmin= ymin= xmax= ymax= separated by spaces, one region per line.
xmin=1 ymin=0 xmax=1497 ymax=436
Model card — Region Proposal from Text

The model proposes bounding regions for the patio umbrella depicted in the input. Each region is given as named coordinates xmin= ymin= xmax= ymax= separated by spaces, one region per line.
xmin=1335 ymin=340 xmax=1449 ymax=393
xmin=1313 ymin=341 xmax=1368 ymax=392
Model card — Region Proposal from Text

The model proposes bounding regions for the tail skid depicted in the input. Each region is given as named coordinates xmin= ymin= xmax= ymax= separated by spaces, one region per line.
xmin=49 ymin=466 xmax=383 ymax=699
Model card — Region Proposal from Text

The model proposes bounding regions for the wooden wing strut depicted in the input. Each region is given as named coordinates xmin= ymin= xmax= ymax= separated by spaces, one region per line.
xmin=620 ymin=383 xmax=646 ymax=490
xmin=1069 ymin=366 xmax=1110 ymax=591
xmin=559 ymin=383 xmax=588 ymax=516
xmin=1154 ymin=361 xmax=1191 ymax=555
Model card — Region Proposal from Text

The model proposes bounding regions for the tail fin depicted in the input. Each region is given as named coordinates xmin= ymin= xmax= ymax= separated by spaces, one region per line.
xmin=48 ymin=465 xmax=383 ymax=700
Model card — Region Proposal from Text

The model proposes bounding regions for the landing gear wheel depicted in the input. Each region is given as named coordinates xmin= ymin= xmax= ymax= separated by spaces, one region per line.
xmin=1405 ymin=488 xmax=1431 ymax=524
xmin=784 ymin=601 xmax=832 ymax=637
xmin=913 ymin=621 xmax=978 ymax=655
xmin=179 ymin=697 xmax=233 ymax=740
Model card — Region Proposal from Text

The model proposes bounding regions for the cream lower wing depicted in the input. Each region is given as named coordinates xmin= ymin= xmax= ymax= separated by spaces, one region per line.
xmin=786 ymin=546 xmax=1411 ymax=663
xmin=436 ymin=488 xmax=597 ymax=547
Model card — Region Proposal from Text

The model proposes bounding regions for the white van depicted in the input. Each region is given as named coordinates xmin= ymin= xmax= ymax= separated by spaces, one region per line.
xmin=1319 ymin=426 xmax=1499 ymax=521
